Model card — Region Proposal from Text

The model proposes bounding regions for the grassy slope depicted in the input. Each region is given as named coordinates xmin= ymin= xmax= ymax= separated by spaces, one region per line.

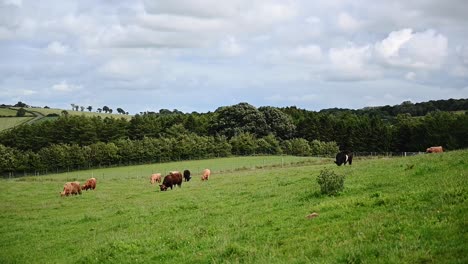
xmin=0 ymin=117 xmax=34 ymax=131
xmin=0 ymin=108 xmax=35 ymax=131
xmin=0 ymin=107 xmax=132 ymax=131
xmin=0 ymin=152 xmax=466 ymax=263
xmin=24 ymin=107 xmax=133 ymax=120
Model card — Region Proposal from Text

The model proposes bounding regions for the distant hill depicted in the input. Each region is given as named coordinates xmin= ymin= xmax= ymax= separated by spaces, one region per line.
xmin=318 ymin=98 xmax=468 ymax=117
xmin=0 ymin=106 xmax=132 ymax=131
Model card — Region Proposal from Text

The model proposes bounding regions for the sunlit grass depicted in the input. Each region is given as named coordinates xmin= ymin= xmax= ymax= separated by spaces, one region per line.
xmin=0 ymin=151 xmax=466 ymax=263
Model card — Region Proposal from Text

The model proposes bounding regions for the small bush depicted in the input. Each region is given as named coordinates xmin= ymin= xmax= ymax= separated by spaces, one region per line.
xmin=316 ymin=168 xmax=345 ymax=196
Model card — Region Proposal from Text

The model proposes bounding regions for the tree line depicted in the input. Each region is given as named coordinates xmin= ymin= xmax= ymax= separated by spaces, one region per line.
xmin=0 ymin=134 xmax=338 ymax=175
xmin=0 ymin=99 xmax=467 ymax=175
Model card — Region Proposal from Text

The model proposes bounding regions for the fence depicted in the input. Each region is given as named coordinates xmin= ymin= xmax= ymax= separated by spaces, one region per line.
xmin=0 ymin=152 xmax=425 ymax=179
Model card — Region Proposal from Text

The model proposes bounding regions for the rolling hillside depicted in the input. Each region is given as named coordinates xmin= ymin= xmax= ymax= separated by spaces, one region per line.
xmin=0 ymin=107 xmax=132 ymax=131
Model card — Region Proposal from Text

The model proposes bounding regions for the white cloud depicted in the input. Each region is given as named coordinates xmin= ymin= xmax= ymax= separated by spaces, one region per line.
xmin=375 ymin=28 xmax=413 ymax=58
xmin=337 ymin=12 xmax=361 ymax=32
xmin=292 ymin=45 xmax=322 ymax=62
xmin=98 ymin=59 xmax=160 ymax=78
xmin=328 ymin=44 xmax=379 ymax=81
xmin=51 ymin=81 xmax=81 ymax=92
xmin=46 ymin=41 xmax=68 ymax=55
xmin=375 ymin=28 xmax=448 ymax=70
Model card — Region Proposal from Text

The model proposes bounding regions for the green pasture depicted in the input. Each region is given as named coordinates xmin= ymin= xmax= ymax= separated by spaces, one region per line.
xmin=0 ymin=116 xmax=34 ymax=131
xmin=22 ymin=107 xmax=133 ymax=120
xmin=0 ymin=152 xmax=466 ymax=263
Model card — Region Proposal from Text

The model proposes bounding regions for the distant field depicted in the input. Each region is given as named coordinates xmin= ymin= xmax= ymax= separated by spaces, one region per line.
xmin=0 ymin=151 xmax=466 ymax=263
xmin=24 ymin=107 xmax=133 ymax=120
xmin=0 ymin=117 xmax=34 ymax=131
xmin=0 ymin=108 xmax=33 ymax=117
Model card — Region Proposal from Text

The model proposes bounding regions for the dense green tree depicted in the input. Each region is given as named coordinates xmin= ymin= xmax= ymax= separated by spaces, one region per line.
xmin=16 ymin=108 xmax=26 ymax=117
xmin=230 ymin=132 xmax=257 ymax=155
xmin=210 ymin=103 xmax=269 ymax=138
xmin=259 ymin=106 xmax=296 ymax=139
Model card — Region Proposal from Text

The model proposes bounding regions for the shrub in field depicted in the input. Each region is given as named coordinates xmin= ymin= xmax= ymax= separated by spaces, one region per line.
xmin=316 ymin=168 xmax=345 ymax=195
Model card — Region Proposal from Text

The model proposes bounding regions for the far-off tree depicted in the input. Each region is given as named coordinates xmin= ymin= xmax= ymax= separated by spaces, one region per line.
xmin=16 ymin=108 xmax=26 ymax=117
xmin=87 ymin=106 xmax=92 ymax=112
xmin=80 ymin=106 xmax=85 ymax=112
xmin=102 ymin=106 xmax=109 ymax=113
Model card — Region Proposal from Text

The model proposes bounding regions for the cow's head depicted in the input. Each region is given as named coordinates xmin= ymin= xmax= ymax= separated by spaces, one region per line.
xmin=159 ymin=184 xmax=167 ymax=191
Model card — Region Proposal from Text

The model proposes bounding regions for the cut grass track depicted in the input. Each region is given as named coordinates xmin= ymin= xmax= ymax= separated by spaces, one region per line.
xmin=0 ymin=152 xmax=466 ymax=263
xmin=0 ymin=116 xmax=34 ymax=131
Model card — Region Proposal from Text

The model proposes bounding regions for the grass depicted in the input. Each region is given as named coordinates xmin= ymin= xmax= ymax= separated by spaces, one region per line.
xmin=0 ymin=116 xmax=34 ymax=131
xmin=22 ymin=107 xmax=133 ymax=120
xmin=0 ymin=151 xmax=466 ymax=263
xmin=0 ymin=107 xmax=132 ymax=131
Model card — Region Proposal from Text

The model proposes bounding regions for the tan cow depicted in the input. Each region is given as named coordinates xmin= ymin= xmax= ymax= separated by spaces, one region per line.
xmin=150 ymin=173 xmax=162 ymax=184
xmin=426 ymin=146 xmax=443 ymax=153
xmin=60 ymin=181 xmax=82 ymax=196
xmin=82 ymin=178 xmax=97 ymax=191
xmin=201 ymin=169 xmax=211 ymax=181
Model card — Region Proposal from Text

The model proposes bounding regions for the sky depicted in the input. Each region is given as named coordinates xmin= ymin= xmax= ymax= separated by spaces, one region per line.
xmin=1 ymin=0 xmax=467 ymax=114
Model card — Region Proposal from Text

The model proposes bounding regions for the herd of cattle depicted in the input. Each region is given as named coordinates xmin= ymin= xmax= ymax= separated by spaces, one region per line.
xmin=60 ymin=169 xmax=211 ymax=197
xmin=61 ymin=146 xmax=443 ymax=196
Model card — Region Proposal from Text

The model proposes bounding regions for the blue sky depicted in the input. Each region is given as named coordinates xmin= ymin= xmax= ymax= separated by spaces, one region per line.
xmin=1 ymin=0 xmax=467 ymax=114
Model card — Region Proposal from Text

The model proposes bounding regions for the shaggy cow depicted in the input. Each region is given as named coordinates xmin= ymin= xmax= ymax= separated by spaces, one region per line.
xmin=335 ymin=151 xmax=353 ymax=166
xmin=60 ymin=181 xmax=81 ymax=196
xmin=160 ymin=171 xmax=183 ymax=191
xmin=426 ymin=146 xmax=443 ymax=153
xmin=183 ymin=170 xmax=191 ymax=182
xmin=81 ymin=177 xmax=97 ymax=191
xmin=150 ymin=173 xmax=162 ymax=184
xmin=201 ymin=169 xmax=211 ymax=181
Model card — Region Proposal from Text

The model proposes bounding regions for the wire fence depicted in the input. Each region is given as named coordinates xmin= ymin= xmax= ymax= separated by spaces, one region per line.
xmin=1 ymin=152 xmax=425 ymax=179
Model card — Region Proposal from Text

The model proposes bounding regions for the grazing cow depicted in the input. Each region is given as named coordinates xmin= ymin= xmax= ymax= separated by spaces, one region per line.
xmin=183 ymin=170 xmax=191 ymax=182
xmin=335 ymin=151 xmax=353 ymax=166
xmin=159 ymin=171 xmax=183 ymax=191
xmin=150 ymin=173 xmax=162 ymax=184
xmin=81 ymin=177 xmax=97 ymax=191
xmin=201 ymin=169 xmax=211 ymax=181
xmin=60 ymin=181 xmax=81 ymax=196
xmin=426 ymin=146 xmax=443 ymax=153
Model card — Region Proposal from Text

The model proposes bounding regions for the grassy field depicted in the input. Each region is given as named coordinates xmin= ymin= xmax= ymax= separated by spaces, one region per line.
xmin=23 ymin=107 xmax=133 ymax=120
xmin=0 ymin=107 xmax=133 ymax=131
xmin=0 ymin=116 xmax=34 ymax=131
xmin=0 ymin=152 xmax=466 ymax=263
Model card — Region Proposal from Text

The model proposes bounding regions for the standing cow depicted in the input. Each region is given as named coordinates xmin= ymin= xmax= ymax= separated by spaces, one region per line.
xmin=160 ymin=171 xmax=183 ymax=191
xmin=183 ymin=170 xmax=191 ymax=182
xmin=201 ymin=169 xmax=211 ymax=181
xmin=60 ymin=181 xmax=82 ymax=196
xmin=150 ymin=173 xmax=162 ymax=184
xmin=81 ymin=177 xmax=97 ymax=191
xmin=335 ymin=151 xmax=353 ymax=166
xmin=426 ymin=146 xmax=443 ymax=153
